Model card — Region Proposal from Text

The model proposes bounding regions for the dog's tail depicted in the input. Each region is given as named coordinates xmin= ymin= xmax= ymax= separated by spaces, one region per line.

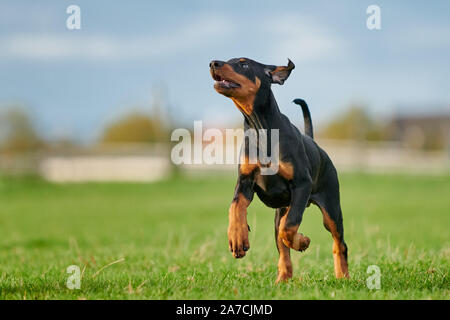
xmin=293 ymin=99 xmax=314 ymax=139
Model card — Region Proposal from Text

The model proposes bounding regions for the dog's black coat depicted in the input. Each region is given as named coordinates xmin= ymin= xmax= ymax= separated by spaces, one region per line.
xmin=210 ymin=57 xmax=348 ymax=280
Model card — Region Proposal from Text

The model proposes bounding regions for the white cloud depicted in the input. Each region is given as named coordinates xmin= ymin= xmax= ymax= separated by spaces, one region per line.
xmin=0 ymin=12 xmax=345 ymax=63
xmin=0 ymin=14 xmax=235 ymax=61
xmin=263 ymin=14 xmax=346 ymax=63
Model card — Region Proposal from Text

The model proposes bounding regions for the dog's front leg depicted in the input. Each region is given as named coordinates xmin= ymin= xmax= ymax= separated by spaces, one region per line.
xmin=228 ymin=176 xmax=254 ymax=258
xmin=279 ymin=182 xmax=312 ymax=252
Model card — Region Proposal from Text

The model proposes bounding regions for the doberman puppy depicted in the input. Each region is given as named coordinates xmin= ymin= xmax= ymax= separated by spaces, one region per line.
xmin=209 ymin=57 xmax=349 ymax=283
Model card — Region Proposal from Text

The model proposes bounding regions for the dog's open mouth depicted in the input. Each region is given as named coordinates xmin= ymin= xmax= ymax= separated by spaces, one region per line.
xmin=212 ymin=73 xmax=241 ymax=89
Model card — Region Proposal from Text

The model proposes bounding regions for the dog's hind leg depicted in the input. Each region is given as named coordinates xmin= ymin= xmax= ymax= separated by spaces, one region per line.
xmin=274 ymin=207 xmax=292 ymax=283
xmin=318 ymin=203 xmax=349 ymax=278
xmin=314 ymin=169 xmax=349 ymax=278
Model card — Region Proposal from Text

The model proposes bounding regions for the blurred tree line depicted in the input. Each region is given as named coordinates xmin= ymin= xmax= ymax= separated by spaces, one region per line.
xmin=100 ymin=89 xmax=170 ymax=144
xmin=0 ymin=107 xmax=170 ymax=154
xmin=100 ymin=111 xmax=167 ymax=144
xmin=317 ymin=104 xmax=449 ymax=151
xmin=0 ymin=92 xmax=170 ymax=155
xmin=0 ymin=102 xmax=447 ymax=155
xmin=0 ymin=107 xmax=43 ymax=155
xmin=318 ymin=105 xmax=385 ymax=142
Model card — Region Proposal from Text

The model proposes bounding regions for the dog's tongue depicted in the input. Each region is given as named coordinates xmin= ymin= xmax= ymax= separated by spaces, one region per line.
xmin=221 ymin=79 xmax=239 ymax=88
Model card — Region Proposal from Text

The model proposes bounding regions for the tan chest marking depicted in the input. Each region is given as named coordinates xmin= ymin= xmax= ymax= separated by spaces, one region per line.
xmin=278 ymin=161 xmax=294 ymax=180
xmin=239 ymin=157 xmax=294 ymax=180
xmin=239 ymin=156 xmax=259 ymax=175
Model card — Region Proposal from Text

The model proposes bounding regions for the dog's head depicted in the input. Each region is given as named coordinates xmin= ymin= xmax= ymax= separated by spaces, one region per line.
xmin=209 ymin=58 xmax=295 ymax=115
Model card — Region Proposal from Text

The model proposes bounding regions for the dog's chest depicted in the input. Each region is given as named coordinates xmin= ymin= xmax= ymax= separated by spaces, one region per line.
xmin=253 ymin=172 xmax=291 ymax=208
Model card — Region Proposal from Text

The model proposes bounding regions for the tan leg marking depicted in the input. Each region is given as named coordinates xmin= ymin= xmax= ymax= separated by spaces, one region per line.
xmin=321 ymin=208 xmax=349 ymax=278
xmin=275 ymin=208 xmax=292 ymax=283
xmin=276 ymin=235 xmax=292 ymax=283
xmin=228 ymin=193 xmax=251 ymax=258
xmin=278 ymin=207 xmax=311 ymax=252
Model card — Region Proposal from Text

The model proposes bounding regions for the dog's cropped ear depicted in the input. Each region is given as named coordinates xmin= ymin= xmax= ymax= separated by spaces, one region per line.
xmin=265 ymin=59 xmax=295 ymax=85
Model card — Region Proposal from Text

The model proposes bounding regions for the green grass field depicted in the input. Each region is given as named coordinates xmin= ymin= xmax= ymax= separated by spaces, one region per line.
xmin=0 ymin=172 xmax=448 ymax=299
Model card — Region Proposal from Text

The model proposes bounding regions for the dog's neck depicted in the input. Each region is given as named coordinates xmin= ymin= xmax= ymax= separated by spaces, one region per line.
xmin=243 ymin=90 xmax=283 ymax=131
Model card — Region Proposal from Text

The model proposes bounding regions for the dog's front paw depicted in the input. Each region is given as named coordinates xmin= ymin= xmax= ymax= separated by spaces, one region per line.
xmin=275 ymin=272 xmax=292 ymax=284
xmin=228 ymin=223 xmax=250 ymax=258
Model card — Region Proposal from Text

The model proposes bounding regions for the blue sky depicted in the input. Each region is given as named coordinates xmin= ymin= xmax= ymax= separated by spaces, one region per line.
xmin=0 ymin=0 xmax=449 ymax=142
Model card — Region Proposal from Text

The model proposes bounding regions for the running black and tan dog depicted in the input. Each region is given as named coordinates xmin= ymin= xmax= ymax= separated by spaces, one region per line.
xmin=209 ymin=58 xmax=349 ymax=283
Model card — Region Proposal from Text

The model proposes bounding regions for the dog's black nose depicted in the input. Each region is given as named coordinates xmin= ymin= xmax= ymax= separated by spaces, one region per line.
xmin=210 ymin=60 xmax=224 ymax=68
